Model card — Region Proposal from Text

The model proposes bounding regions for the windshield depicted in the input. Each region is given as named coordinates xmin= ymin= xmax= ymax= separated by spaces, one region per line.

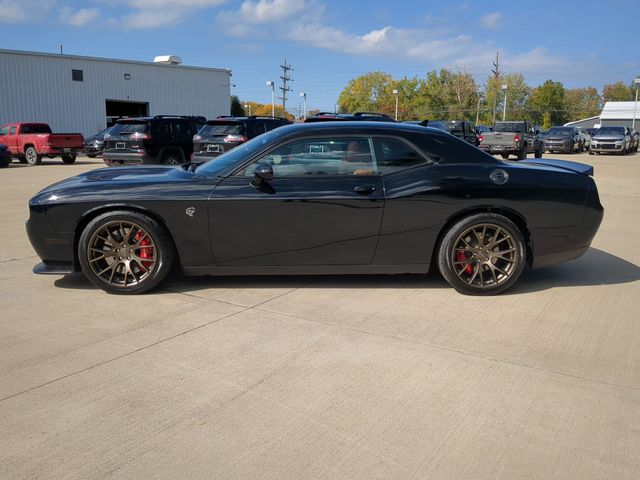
xmin=198 ymin=123 xmax=245 ymax=137
xmin=195 ymin=128 xmax=284 ymax=177
xmin=546 ymin=127 xmax=573 ymax=135
xmin=110 ymin=122 xmax=149 ymax=135
xmin=493 ymin=122 xmax=526 ymax=133
xmin=597 ymin=127 xmax=625 ymax=135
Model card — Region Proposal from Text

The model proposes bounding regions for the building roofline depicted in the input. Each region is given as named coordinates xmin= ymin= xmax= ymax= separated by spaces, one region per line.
xmin=564 ymin=116 xmax=600 ymax=126
xmin=0 ymin=48 xmax=231 ymax=75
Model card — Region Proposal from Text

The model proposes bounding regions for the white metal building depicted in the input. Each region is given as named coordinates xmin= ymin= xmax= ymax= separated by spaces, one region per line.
xmin=0 ymin=49 xmax=231 ymax=136
xmin=565 ymin=102 xmax=640 ymax=129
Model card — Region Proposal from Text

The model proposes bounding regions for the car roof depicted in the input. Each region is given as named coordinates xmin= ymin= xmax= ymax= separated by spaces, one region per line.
xmin=268 ymin=121 xmax=449 ymax=137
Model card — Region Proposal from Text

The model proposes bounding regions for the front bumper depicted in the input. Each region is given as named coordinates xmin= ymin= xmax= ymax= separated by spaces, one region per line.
xmin=33 ymin=261 xmax=74 ymax=275
xmin=544 ymin=141 xmax=572 ymax=152
xmin=590 ymin=143 xmax=624 ymax=153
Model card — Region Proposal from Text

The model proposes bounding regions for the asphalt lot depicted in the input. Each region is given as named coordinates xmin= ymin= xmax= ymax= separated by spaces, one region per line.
xmin=1 ymin=152 xmax=639 ymax=479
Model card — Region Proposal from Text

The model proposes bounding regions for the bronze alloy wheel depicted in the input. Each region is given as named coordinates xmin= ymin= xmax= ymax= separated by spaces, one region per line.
xmin=451 ymin=223 xmax=519 ymax=289
xmin=87 ymin=220 xmax=157 ymax=288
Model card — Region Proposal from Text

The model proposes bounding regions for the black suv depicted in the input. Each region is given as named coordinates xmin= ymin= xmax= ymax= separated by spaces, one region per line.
xmin=442 ymin=120 xmax=479 ymax=146
xmin=103 ymin=115 xmax=205 ymax=166
xmin=192 ymin=116 xmax=291 ymax=163
xmin=304 ymin=112 xmax=396 ymax=123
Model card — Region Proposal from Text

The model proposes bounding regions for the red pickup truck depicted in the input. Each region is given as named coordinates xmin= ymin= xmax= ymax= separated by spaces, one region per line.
xmin=0 ymin=123 xmax=84 ymax=166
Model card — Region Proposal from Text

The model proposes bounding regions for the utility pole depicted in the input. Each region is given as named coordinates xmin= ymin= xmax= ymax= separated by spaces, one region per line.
xmin=279 ymin=59 xmax=293 ymax=116
xmin=491 ymin=51 xmax=500 ymax=124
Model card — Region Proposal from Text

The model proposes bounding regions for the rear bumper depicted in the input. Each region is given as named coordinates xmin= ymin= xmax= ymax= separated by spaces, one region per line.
xmin=479 ymin=145 xmax=518 ymax=154
xmin=103 ymin=151 xmax=155 ymax=166
xmin=40 ymin=146 xmax=83 ymax=155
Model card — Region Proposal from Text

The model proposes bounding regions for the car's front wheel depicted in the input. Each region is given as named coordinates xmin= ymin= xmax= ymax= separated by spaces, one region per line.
xmin=78 ymin=211 xmax=175 ymax=294
xmin=437 ymin=213 xmax=526 ymax=295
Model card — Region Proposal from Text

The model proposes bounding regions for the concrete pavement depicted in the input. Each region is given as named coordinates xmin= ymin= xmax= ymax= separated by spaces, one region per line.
xmin=0 ymin=153 xmax=639 ymax=479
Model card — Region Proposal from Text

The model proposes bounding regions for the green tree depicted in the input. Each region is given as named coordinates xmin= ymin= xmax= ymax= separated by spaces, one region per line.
xmin=230 ymin=95 xmax=245 ymax=116
xmin=481 ymin=73 xmax=530 ymax=124
xmin=419 ymin=69 xmax=479 ymax=121
xmin=528 ymin=80 xmax=566 ymax=128
xmin=337 ymin=71 xmax=395 ymax=113
xmin=602 ymin=81 xmax=634 ymax=102
xmin=563 ymin=87 xmax=601 ymax=121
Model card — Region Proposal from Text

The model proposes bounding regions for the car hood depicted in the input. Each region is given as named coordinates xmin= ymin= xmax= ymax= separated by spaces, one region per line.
xmin=30 ymin=166 xmax=196 ymax=204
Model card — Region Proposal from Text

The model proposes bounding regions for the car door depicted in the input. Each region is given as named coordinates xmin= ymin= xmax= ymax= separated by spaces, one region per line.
xmin=209 ymin=135 xmax=384 ymax=267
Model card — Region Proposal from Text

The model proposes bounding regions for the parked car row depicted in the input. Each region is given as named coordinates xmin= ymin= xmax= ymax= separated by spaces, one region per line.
xmin=541 ymin=125 xmax=638 ymax=155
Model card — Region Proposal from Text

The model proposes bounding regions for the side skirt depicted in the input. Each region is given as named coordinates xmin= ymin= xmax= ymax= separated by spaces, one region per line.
xmin=182 ymin=264 xmax=430 ymax=276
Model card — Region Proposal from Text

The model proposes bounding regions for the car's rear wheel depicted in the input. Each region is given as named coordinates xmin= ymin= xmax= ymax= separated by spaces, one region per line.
xmin=534 ymin=146 xmax=543 ymax=158
xmin=78 ymin=211 xmax=175 ymax=294
xmin=0 ymin=156 xmax=10 ymax=168
xmin=162 ymin=151 xmax=182 ymax=165
xmin=438 ymin=213 xmax=526 ymax=295
xmin=62 ymin=154 xmax=76 ymax=164
xmin=500 ymin=153 xmax=509 ymax=160
xmin=25 ymin=147 xmax=42 ymax=166
xmin=517 ymin=146 xmax=526 ymax=160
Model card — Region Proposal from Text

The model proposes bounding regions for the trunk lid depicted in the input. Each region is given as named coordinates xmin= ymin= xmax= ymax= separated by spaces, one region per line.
xmin=519 ymin=158 xmax=594 ymax=176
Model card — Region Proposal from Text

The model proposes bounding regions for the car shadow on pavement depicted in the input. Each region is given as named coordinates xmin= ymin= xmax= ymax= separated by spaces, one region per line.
xmin=510 ymin=247 xmax=640 ymax=294
xmin=54 ymin=247 xmax=639 ymax=294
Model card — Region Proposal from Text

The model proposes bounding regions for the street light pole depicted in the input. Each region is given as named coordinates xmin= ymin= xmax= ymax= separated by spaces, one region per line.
xmin=475 ymin=93 xmax=482 ymax=125
xmin=299 ymin=92 xmax=307 ymax=120
xmin=633 ymin=78 xmax=640 ymax=129
xmin=392 ymin=89 xmax=399 ymax=121
xmin=501 ymin=84 xmax=508 ymax=121
xmin=266 ymin=81 xmax=275 ymax=117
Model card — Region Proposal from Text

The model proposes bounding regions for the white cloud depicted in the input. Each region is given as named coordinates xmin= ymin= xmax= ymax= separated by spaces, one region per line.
xmin=480 ymin=12 xmax=503 ymax=30
xmin=0 ymin=0 xmax=55 ymax=23
xmin=217 ymin=0 xmax=321 ymax=35
xmin=289 ymin=23 xmax=473 ymax=62
xmin=239 ymin=0 xmax=311 ymax=24
xmin=60 ymin=7 xmax=100 ymax=27
xmin=114 ymin=0 xmax=228 ymax=29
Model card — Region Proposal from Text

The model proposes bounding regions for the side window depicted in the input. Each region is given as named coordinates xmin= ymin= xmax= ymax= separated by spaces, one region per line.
xmin=374 ymin=138 xmax=429 ymax=175
xmin=0 ymin=126 xmax=7 ymax=136
xmin=9 ymin=126 xmax=16 ymax=135
xmin=157 ymin=121 xmax=171 ymax=137
xmin=239 ymin=137 xmax=375 ymax=177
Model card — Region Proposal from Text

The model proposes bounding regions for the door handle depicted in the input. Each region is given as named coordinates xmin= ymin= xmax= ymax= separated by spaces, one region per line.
xmin=354 ymin=185 xmax=376 ymax=194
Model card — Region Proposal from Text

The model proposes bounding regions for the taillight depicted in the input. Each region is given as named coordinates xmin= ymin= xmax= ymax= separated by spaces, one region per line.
xmin=514 ymin=134 xmax=520 ymax=142
xmin=131 ymin=132 xmax=152 ymax=141
xmin=223 ymin=135 xmax=248 ymax=143
xmin=479 ymin=135 xmax=484 ymax=142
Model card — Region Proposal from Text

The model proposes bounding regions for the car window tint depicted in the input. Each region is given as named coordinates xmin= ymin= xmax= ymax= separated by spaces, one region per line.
xmin=0 ymin=126 xmax=7 ymax=135
xmin=240 ymin=137 xmax=376 ymax=177
xmin=375 ymin=137 xmax=428 ymax=174
xmin=172 ymin=121 xmax=191 ymax=136
xmin=9 ymin=126 xmax=16 ymax=135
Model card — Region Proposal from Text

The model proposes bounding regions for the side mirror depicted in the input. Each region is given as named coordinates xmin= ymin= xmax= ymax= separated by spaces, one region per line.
xmin=253 ymin=164 xmax=274 ymax=183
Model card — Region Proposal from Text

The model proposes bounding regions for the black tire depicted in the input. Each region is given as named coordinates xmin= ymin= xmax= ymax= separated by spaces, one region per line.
xmin=534 ymin=147 xmax=543 ymax=158
xmin=18 ymin=157 xmax=27 ymax=164
xmin=437 ymin=213 xmax=526 ymax=295
xmin=62 ymin=154 xmax=76 ymax=164
xmin=588 ymin=150 xmax=594 ymax=155
xmin=161 ymin=151 xmax=183 ymax=166
xmin=0 ymin=156 xmax=10 ymax=168
xmin=78 ymin=210 xmax=175 ymax=294
xmin=87 ymin=154 xmax=97 ymax=158
xmin=517 ymin=146 xmax=526 ymax=160
xmin=25 ymin=146 xmax=42 ymax=166
xmin=500 ymin=153 xmax=509 ymax=160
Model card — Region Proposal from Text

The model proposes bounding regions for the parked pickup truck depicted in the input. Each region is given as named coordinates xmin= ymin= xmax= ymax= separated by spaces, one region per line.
xmin=479 ymin=121 xmax=543 ymax=160
xmin=0 ymin=123 xmax=84 ymax=165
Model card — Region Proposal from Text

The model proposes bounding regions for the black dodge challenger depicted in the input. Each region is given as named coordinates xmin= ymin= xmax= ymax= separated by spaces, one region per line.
xmin=26 ymin=122 xmax=603 ymax=295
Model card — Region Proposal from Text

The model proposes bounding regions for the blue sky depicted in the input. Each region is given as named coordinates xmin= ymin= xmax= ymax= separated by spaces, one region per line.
xmin=1 ymin=0 xmax=637 ymax=113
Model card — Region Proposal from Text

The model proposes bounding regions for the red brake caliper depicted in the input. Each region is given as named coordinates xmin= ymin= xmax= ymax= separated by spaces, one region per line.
xmin=456 ymin=250 xmax=473 ymax=274
xmin=134 ymin=231 xmax=153 ymax=270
